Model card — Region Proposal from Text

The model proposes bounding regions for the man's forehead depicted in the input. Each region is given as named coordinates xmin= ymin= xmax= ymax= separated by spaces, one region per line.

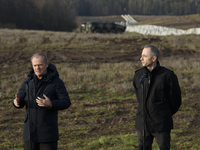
xmin=142 ymin=48 xmax=151 ymax=55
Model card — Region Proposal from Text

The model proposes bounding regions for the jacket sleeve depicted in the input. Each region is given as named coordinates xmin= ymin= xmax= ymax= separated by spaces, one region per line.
xmin=168 ymin=72 xmax=182 ymax=115
xmin=133 ymin=74 xmax=138 ymax=97
xmin=50 ymin=79 xmax=71 ymax=110
xmin=13 ymin=82 xmax=27 ymax=108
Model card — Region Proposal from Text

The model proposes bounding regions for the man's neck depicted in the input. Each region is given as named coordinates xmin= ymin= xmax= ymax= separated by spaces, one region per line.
xmin=37 ymin=76 xmax=42 ymax=80
xmin=147 ymin=62 xmax=157 ymax=72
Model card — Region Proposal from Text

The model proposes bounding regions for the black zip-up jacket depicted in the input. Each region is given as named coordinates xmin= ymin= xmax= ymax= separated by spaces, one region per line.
xmin=14 ymin=63 xmax=71 ymax=143
xmin=133 ymin=62 xmax=181 ymax=132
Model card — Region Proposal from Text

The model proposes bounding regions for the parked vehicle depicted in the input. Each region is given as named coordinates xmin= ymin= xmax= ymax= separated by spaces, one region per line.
xmin=81 ymin=22 xmax=126 ymax=34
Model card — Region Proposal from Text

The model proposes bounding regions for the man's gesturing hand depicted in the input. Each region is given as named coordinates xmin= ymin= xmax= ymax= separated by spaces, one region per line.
xmin=36 ymin=94 xmax=52 ymax=108
xmin=14 ymin=94 xmax=20 ymax=107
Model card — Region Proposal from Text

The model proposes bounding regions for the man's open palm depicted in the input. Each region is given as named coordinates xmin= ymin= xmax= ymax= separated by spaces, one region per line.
xmin=36 ymin=94 xmax=52 ymax=107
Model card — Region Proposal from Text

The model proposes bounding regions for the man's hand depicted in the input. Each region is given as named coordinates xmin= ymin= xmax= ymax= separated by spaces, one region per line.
xmin=36 ymin=94 xmax=52 ymax=108
xmin=14 ymin=94 xmax=20 ymax=107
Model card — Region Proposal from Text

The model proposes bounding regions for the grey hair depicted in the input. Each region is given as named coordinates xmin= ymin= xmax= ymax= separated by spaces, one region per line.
xmin=144 ymin=44 xmax=160 ymax=60
xmin=31 ymin=53 xmax=48 ymax=63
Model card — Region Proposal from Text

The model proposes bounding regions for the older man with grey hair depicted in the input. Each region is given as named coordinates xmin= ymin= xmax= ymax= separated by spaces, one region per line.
xmin=13 ymin=53 xmax=71 ymax=150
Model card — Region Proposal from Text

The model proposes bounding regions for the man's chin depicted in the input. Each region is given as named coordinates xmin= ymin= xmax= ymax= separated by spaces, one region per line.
xmin=35 ymin=74 xmax=43 ymax=78
xmin=35 ymin=73 xmax=41 ymax=76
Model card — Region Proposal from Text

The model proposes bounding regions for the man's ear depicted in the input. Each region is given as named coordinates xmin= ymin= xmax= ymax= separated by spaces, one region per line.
xmin=152 ymin=56 xmax=157 ymax=62
xmin=46 ymin=62 xmax=49 ymax=67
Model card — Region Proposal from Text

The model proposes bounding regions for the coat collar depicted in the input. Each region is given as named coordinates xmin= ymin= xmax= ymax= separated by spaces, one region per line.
xmin=143 ymin=61 xmax=160 ymax=74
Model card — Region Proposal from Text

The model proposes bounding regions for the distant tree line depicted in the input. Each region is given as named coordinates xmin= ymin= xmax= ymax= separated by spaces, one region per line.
xmin=0 ymin=0 xmax=77 ymax=31
xmin=1 ymin=0 xmax=200 ymax=31
xmin=66 ymin=0 xmax=200 ymax=16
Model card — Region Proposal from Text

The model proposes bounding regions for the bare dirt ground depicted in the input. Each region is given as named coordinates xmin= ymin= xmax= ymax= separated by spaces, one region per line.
xmin=0 ymin=35 xmax=197 ymax=75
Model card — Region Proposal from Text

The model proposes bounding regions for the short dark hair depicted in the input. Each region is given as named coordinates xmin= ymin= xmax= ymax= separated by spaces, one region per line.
xmin=144 ymin=44 xmax=160 ymax=60
xmin=31 ymin=53 xmax=48 ymax=63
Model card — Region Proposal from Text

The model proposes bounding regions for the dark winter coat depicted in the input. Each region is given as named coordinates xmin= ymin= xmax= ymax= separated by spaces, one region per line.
xmin=133 ymin=62 xmax=181 ymax=132
xmin=14 ymin=63 xmax=71 ymax=143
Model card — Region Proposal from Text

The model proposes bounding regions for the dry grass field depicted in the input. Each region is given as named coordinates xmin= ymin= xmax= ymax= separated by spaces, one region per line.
xmin=1 ymin=15 xmax=200 ymax=149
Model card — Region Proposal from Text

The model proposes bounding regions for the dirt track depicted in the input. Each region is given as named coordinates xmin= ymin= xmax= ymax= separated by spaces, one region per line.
xmin=0 ymin=35 xmax=198 ymax=76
